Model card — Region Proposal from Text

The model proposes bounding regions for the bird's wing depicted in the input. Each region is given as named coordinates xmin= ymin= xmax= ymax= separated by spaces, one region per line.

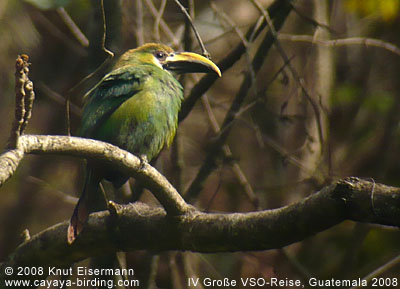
xmin=80 ymin=66 xmax=146 ymax=137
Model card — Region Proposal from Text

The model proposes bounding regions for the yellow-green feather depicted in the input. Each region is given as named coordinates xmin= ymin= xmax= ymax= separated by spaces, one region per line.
xmin=69 ymin=43 xmax=184 ymax=242
xmin=80 ymin=45 xmax=183 ymax=167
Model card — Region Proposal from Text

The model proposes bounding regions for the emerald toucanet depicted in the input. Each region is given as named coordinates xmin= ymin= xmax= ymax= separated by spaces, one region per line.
xmin=67 ymin=43 xmax=221 ymax=243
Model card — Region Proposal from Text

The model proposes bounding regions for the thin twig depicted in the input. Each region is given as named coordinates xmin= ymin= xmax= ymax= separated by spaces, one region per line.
xmin=169 ymin=253 xmax=185 ymax=289
xmin=173 ymin=0 xmax=209 ymax=58
xmin=32 ymin=11 xmax=87 ymax=57
xmin=8 ymin=54 xmax=34 ymax=149
xmin=144 ymin=0 xmax=180 ymax=47
xmin=65 ymin=96 xmax=71 ymax=136
xmin=255 ymin=125 xmax=310 ymax=172
xmin=210 ymin=1 xmax=257 ymax=98
xmin=199 ymin=25 xmax=248 ymax=47
xmin=280 ymin=248 xmax=313 ymax=280
xmin=201 ymin=92 xmax=260 ymax=209
xmin=202 ymin=57 xmax=313 ymax=196
xmin=209 ymin=2 xmax=250 ymax=48
xmin=27 ymin=176 xmax=78 ymax=205
xmin=11 ymin=55 xmax=27 ymax=145
xmin=56 ymin=7 xmax=89 ymax=47
xmin=213 ymin=98 xmax=311 ymax=174
xmin=38 ymin=83 xmax=81 ymax=117
xmin=135 ymin=0 xmax=145 ymax=45
xmin=235 ymin=54 xmax=294 ymax=118
xmin=184 ymin=1 xmax=293 ymax=202
xmin=141 ymin=253 xmax=159 ymax=289
xmin=278 ymin=34 xmax=400 ymax=57
xmin=349 ymin=254 xmax=400 ymax=289
xmin=100 ymin=0 xmax=115 ymax=58
xmin=204 ymin=166 xmax=224 ymax=212
xmin=154 ymin=0 xmax=167 ymax=42
xmin=179 ymin=0 xmax=288 ymax=122
xmin=183 ymin=0 xmax=194 ymax=51
xmin=20 ymin=77 xmax=35 ymax=136
xmin=249 ymin=0 xmax=325 ymax=153
xmin=65 ymin=0 xmax=114 ymax=135
xmin=169 ymin=0 xmax=194 ymax=194
xmin=289 ymin=2 xmax=335 ymax=33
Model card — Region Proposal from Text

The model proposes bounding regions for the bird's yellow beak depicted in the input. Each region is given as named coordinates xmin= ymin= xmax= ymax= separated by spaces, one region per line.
xmin=163 ymin=52 xmax=221 ymax=77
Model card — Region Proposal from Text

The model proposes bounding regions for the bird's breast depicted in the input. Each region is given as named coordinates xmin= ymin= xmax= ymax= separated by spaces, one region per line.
xmin=95 ymin=78 xmax=183 ymax=161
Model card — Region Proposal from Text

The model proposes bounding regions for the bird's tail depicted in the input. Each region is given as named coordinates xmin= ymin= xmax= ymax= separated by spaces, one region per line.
xmin=67 ymin=168 xmax=104 ymax=244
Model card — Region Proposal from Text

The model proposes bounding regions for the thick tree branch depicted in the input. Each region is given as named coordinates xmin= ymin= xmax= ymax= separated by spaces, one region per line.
xmin=0 ymin=134 xmax=192 ymax=216
xmin=1 ymin=177 xmax=399 ymax=284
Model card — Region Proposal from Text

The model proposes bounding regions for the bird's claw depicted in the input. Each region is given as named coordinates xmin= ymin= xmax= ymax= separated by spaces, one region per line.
xmin=139 ymin=154 xmax=148 ymax=169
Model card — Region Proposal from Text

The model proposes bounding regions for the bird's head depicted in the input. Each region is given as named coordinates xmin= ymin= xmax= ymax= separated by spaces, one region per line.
xmin=116 ymin=43 xmax=221 ymax=77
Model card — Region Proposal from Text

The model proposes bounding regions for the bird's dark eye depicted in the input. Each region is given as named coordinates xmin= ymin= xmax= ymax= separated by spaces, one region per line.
xmin=155 ymin=51 xmax=167 ymax=60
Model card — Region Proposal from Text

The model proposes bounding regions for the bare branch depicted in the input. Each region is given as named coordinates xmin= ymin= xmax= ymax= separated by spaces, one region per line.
xmin=184 ymin=0 xmax=293 ymax=202
xmin=20 ymin=79 xmax=35 ymax=137
xmin=1 ymin=177 xmax=399 ymax=285
xmin=249 ymin=0 xmax=325 ymax=152
xmin=0 ymin=148 xmax=25 ymax=185
xmin=350 ymin=254 xmax=400 ymax=289
xmin=153 ymin=0 xmax=167 ymax=43
xmin=289 ymin=2 xmax=335 ymax=33
xmin=278 ymin=34 xmax=400 ymax=57
xmin=200 ymin=91 xmax=259 ymax=209
xmin=144 ymin=0 xmax=180 ymax=47
xmin=65 ymin=0 xmax=114 ymax=135
xmin=0 ymin=135 xmax=192 ymax=216
xmin=179 ymin=0 xmax=288 ymax=122
xmin=100 ymin=0 xmax=115 ymax=58
xmin=38 ymin=83 xmax=81 ymax=117
xmin=210 ymin=1 xmax=257 ymax=97
xmin=173 ymin=0 xmax=209 ymax=57
xmin=31 ymin=11 xmax=87 ymax=57
xmin=27 ymin=176 xmax=78 ymax=205
xmin=182 ymin=0 xmax=194 ymax=51
xmin=56 ymin=7 xmax=89 ymax=47
xmin=8 ymin=54 xmax=34 ymax=149
xmin=135 ymin=0 xmax=145 ymax=45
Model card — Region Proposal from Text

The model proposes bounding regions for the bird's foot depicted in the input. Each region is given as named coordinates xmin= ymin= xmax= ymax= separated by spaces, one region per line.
xmin=139 ymin=154 xmax=148 ymax=169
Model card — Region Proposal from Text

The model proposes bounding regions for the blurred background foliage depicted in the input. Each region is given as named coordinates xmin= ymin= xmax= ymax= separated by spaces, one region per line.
xmin=1 ymin=0 xmax=400 ymax=288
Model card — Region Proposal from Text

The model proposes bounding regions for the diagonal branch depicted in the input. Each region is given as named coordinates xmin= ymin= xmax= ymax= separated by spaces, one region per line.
xmin=144 ymin=0 xmax=180 ymax=47
xmin=56 ymin=7 xmax=89 ymax=48
xmin=184 ymin=0 xmax=293 ymax=202
xmin=250 ymin=0 xmax=325 ymax=151
xmin=173 ymin=0 xmax=209 ymax=57
xmin=179 ymin=0 xmax=292 ymax=122
xmin=201 ymin=92 xmax=259 ymax=209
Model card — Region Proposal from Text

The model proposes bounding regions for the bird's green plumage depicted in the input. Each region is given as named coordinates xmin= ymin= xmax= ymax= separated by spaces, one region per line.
xmin=68 ymin=43 xmax=220 ymax=243
xmin=81 ymin=44 xmax=183 ymax=163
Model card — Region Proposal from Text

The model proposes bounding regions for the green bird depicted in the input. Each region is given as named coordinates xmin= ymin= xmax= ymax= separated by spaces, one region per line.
xmin=67 ymin=43 xmax=221 ymax=243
